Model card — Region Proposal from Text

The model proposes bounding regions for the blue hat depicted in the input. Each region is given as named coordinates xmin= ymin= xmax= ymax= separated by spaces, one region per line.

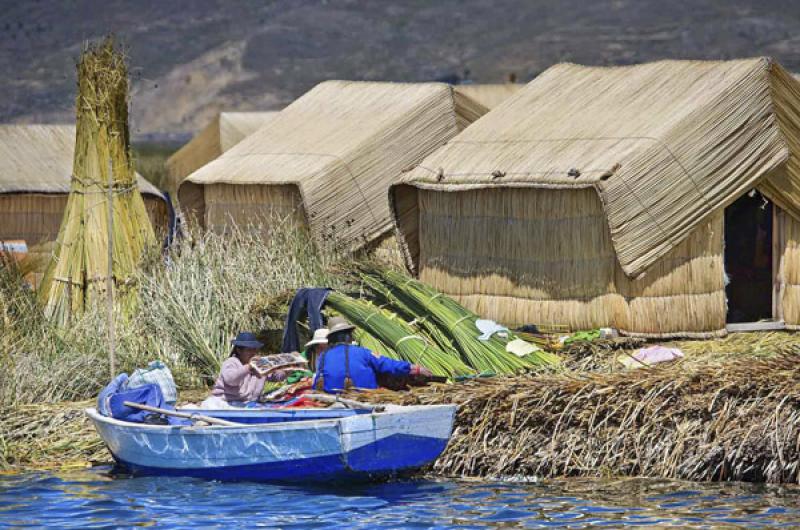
xmin=231 ymin=332 xmax=264 ymax=349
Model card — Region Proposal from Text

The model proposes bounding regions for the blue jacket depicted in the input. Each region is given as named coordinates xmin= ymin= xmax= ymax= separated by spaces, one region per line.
xmin=313 ymin=343 xmax=411 ymax=393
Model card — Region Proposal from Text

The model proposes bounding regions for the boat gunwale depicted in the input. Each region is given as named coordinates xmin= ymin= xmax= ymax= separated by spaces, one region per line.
xmin=84 ymin=404 xmax=457 ymax=433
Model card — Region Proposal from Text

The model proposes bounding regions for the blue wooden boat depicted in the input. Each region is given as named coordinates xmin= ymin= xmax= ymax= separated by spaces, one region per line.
xmin=85 ymin=404 xmax=457 ymax=482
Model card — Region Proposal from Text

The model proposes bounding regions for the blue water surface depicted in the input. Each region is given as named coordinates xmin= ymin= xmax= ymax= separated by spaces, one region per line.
xmin=1 ymin=468 xmax=799 ymax=528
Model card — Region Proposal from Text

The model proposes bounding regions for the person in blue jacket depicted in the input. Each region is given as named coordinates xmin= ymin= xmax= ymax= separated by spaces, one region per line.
xmin=313 ymin=316 xmax=432 ymax=394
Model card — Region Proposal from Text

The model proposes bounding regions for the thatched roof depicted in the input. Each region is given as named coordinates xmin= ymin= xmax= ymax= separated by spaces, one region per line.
xmin=166 ymin=112 xmax=278 ymax=190
xmin=393 ymin=58 xmax=800 ymax=277
xmin=454 ymin=84 xmax=521 ymax=109
xmin=181 ymin=80 xmax=487 ymax=251
xmin=0 ymin=124 xmax=164 ymax=199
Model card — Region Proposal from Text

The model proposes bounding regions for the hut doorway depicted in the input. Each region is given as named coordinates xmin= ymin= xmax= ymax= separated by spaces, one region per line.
xmin=724 ymin=191 xmax=774 ymax=324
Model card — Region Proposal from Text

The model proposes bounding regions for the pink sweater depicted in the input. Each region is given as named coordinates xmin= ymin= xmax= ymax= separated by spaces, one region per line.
xmin=211 ymin=357 xmax=266 ymax=402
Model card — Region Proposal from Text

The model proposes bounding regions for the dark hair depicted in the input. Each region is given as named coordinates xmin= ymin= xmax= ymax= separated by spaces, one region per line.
xmin=327 ymin=330 xmax=352 ymax=345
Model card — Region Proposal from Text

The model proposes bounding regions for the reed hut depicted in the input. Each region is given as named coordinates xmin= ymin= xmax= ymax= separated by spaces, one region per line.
xmin=454 ymin=84 xmax=521 ymax=109
xmin=391 ymin=58 xmax=800 ymax=338
xmin=165 ymin=111 xmax=278 ymax=194
xmin=179 ymin=81 xmax=487 ymax=252
xmin=0 ymin=124 xmax=168 ymax=248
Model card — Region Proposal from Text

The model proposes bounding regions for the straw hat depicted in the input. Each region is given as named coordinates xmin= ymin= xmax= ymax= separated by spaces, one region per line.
xmin=304 ymin=328 xmax=329 ymax=349
xmin=327 ymin=316 xmax=355 ymax=334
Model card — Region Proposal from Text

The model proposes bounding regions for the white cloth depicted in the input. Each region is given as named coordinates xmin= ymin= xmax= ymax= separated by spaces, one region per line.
xmin=198 ymin=395 xmax=238 ymax=410
xmin=506 ymin=338 xmax=541 ymax=357
xmin=475 ymin=319 xmax=509 ymax=341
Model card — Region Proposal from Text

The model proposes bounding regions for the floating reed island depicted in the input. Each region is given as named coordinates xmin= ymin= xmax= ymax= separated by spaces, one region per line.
xmin=4 ymin=332 xmax=799 ymax=485
xmin=352 ymin=343 xmax=800 ymax=484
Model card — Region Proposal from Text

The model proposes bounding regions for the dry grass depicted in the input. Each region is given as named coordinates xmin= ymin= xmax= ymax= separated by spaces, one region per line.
xmin=0 ymin=218 xmax=343 ymax=406
xmin=353 ymin=344 xmax=800 ymax=484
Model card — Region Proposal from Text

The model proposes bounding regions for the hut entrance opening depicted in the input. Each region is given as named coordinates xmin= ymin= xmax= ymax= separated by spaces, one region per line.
xmin=724 ymin=191 xmax=774 ymax=324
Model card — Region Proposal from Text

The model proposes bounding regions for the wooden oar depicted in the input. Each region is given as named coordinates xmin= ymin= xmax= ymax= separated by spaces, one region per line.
xmin=304 ymin=393 xmax=385 ymax=412
xmin=122 ymin=401 xmax=243 ymax=427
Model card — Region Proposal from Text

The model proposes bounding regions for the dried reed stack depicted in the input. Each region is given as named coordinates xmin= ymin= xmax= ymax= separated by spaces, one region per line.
xmin=39 ymin=38 xmax=155 ymax=326
xmin=354 ymin=350 xmax=800 ymax=483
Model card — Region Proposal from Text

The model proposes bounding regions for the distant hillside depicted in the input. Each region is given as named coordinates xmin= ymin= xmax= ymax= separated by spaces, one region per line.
xmin=4 ymin=0 xmax=800 ymax=140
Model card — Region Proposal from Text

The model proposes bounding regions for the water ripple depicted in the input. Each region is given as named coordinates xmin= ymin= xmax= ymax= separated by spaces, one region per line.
xmin=0 ymin=469 xmax=799 ymax=528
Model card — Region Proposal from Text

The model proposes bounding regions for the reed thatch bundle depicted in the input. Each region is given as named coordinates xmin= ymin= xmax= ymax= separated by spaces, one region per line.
xmin=325 ymin=291 xmax=475 ymax=378
xmin=453 ymin=83 xmax=521 ymax=109
xmin=165 ymin=111 xmax=278 ymax=195
xmin=361 ymin=266 xmax=561 ymax=371
xmin=354 ymin=350 xmax=800 ymax=483
xmin=39 ymin=38 xmax=156 ymax=326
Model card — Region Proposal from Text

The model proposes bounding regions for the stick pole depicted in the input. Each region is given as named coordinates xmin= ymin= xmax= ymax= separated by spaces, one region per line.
xmin=122 ymin=402 xmax=243 ymax=427
xmin=107 ymin=158 xmax=116 ymax=379
xmin=304 ymin=393 xmax=385 ymax=411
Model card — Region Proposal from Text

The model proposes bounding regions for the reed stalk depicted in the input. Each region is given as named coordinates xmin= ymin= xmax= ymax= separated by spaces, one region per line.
xmin=362 ymin=266 xmax=561 ymax=373
xmin=325 ymin=291 xmax=475 ymax=378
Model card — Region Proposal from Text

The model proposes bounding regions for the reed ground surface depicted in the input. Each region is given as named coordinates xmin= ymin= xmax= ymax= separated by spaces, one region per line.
xmin=3 ymin=332 xmax=798 ymax=485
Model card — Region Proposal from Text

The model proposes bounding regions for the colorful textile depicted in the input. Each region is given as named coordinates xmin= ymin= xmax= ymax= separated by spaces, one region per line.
xmin=286 ymin=370 xmax=313 ymax=384
xmin=312 ymin=343 xmax=411 ymax=394
xmin=125 ymin=360 xmax=178 ymax=405
xmin=211 ymin=356 xmax=266 ymax=402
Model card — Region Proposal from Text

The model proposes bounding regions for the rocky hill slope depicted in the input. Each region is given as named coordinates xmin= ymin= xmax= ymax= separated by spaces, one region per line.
xmin=3 ymin=0 xmax=800 ymax=139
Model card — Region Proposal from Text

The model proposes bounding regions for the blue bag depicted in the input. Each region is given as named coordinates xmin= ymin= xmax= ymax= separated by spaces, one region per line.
xmin=107 ymin=383 xmax=190 ymax=425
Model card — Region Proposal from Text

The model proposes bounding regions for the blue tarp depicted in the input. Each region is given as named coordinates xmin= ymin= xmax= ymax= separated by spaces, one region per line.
xmin=281 ymin=288 xmax=331 ymax=353
xmin=98 ymin=374 xmax=189 ymax=425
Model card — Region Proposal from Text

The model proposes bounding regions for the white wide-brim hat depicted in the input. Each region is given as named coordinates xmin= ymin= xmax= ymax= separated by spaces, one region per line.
xmin=304 ymin=328 xmax=329 ymax=348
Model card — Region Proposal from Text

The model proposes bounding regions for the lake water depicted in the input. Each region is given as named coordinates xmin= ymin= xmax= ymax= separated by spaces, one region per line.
xmin=1 ymin=468 xmax=799 ymax=528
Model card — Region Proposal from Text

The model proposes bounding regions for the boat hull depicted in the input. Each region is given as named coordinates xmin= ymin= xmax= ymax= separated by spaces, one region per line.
xmin=86 ymin=404 xmax=455 ymax=482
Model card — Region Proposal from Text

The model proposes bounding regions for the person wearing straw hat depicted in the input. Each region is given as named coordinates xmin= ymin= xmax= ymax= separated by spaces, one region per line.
xmin=206 ymin=332 xmax=282 ymax=406
xmin=312 ymin=316 xmax=431 ymax=394
xmin=302 ymin=328 xmax=329 ymax=373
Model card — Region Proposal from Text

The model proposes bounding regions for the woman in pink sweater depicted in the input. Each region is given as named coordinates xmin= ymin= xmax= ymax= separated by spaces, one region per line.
xmin=209 ymin=332 xmax=279 ymax=404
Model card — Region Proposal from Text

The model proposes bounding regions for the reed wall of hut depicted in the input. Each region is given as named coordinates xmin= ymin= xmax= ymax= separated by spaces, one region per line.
xmin=179 ymin=81 xmax=487 ymax=253
xmin=0 ymin=125 xmax=168 ymax=246
xmin=399 ymin=186 xmax=726 ymax=337
xmin=0 ymin=194 xmax=167 ymax=246
xmin=778 ymin=210 xmax=800 ymax=327
xmin=181 ymin=182 xmax=305 ymax=233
